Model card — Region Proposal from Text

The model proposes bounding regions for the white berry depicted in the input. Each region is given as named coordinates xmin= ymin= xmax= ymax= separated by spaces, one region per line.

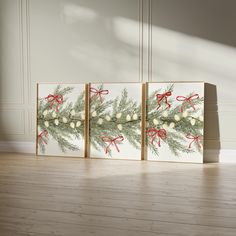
xmin=44 ymin=121 xmax=49 ymax=127
xmin=182 ymin=111 xmax=188 ymax=118
xmin=76 ymin=121 xmax=81 ymax=127
xmin=116 ymin=113 xmax=122 ymax=119
xmin=97 ymin=118 xmax=103 ymax=125
xmin=54 ymin=119 xmax=59 ymax=125
xmin=52 ymin=111 xmax=57 ymax=118
xmin=162 ymin=123 xmax=168 ymax=129
xmin=105 ymin=115 xmax=111 ymax=121
xmin=117 ymin=124 xmax=122 ymax=130
xmin=70 ymin=110 xmax=75 ymax=116
xmin=133 ymin=114 xmax=138 ymax=120
xmin=81 ymin=113 xmax=85 ymax=120
xmin=190 ymin=119 xmax=196 ymax=126
xmin=169 ymin=122 xmax=175 ymax=128
xmin=126 ymin=115 xmax=131 ymax=121
xmin=174 ymin=115 xmax=180 ymax=121
xmin=43 ymin=110 xmax=48 ymax=116
xmin=62 ymin=117 xmax=68 ymax=123
xmin=92 ymin=111 xmax=97 ymax=117
xmin=70 ymin=122 xmax=75 ymax=128
xmin=162 ymin=111 xmax=168 ymax=117
xmin=153 ymin=119 xmax=159 ymax=125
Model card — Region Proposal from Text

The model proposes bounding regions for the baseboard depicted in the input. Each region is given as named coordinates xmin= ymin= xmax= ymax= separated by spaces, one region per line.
xmin=204 ymin=149 xmax=236 ymax=163
xmin=0 ymin=141 xmax=35 ymax=154
xmin=0 ymin=141 xmax=235 ymax=163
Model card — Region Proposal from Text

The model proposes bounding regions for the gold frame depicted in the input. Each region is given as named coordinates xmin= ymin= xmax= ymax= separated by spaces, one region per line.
xmin=145 ymin=81 xmax=205 ymax=164
xmin=88 ymin=82 xmax=144 ymax=160
xmin=36 ymin=82 xmax=87 ymax=158
xmin=35 ymin=81 xmax=204 ymax=163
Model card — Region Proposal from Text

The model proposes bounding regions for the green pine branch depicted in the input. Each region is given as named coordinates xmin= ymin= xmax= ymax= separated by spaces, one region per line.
xmin=38 ymin=86 xmax=85 ymax=153
xmin=147 ymin=84 xmax=204 ymax=158
xmin=90 ymin=86 xmax=141 ymax=157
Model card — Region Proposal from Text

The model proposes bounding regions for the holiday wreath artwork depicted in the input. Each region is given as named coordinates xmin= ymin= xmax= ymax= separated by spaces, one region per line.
xmin=36 ymin=82 xmax=204 ymax=163
xmin=36 ymin=84 xmax=86 ymax=157
xmin=146 ymin=82 xmax=204 ymax=163
xmin=88 ymin=83 xmax=143 ymax=160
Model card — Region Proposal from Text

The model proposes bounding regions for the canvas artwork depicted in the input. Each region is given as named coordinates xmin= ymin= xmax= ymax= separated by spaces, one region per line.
xmin=146 ymin=82 xmax=204 ymax=163
xmin=89 ymin=83 xmax=143 ymax=160
xmin=37 ymin=84 xmax=86 ymax=157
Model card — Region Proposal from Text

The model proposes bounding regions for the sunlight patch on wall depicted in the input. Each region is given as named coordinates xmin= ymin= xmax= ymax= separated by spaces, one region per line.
xmin=151 ymin=26 xmax=236 ymax=104
xmin=113 ymin=17 xmax=140 ymax=47
xmin=61 ymin=4 xmax=97 ymax=24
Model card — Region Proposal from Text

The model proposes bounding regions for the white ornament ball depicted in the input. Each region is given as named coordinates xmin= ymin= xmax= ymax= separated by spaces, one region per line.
xmin=76 ymin=121 xmax=81 ymax=127
xmin=126 ymin=115 xmax=131 ymax=121
xmin=116 ymin=113 xmax=122 ymax=119
xmin=162 ymin=111 xmax=168 ymax=117
xmin=54 ymin=119 xmax=59 ymax=126
xmin=174 ymin=115 xmax=180 ymax=121
xmin=97 ymin=118 xmax=103 ymax=125
xmin=153 ymin=119 xmax=159 ymax=125
xmin=169 ymin=122 xmax=175 ymax=129
xmin=199 ymin=115 xmax=204 ymax=122
xmin=70 ymin=122 xmax=75 ymax=128
xmin=52 ymin=111 xmax=57 ymax=118
xmin=190 ymin=119 xmax=196 ymax=126
xmin=182 ymin=111 xmax=188 ymax=118
xmin=162 ymin=123 xmax=168 ymax=130
xmin=44 ymin=121 xmax=49 ymax=127
xmin=117 ymin=124 xmax=122 ymax=130
xmin=105 ymin=115 xmax=111 ymax=121
xmin=70 ymin=110 xmax=75 ymax=116
xmin=81 ymin=113 xmax=85 ymax=120
xmin=133 ymin=114 xmax=138 ymax=120
xmin=43 ymin=110 xmax=48 ymax=117
xmin=92 ymin=111 xmax=97 ymax=117
xmin=62 ymin=117 xmax=68 ymax=123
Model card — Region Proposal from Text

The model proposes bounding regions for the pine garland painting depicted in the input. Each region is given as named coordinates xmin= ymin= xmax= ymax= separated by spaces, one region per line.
xmin=89 ymin=83 xmax=142 ymax=160
xmin=37 ymin=84 xmax=86 ymax=157
xmin=146 ymin=82 xmax=204 ymax=163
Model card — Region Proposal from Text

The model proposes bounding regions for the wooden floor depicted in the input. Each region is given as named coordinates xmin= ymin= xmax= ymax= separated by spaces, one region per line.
xmin=0 ymin=154 xmax=236 ymax=236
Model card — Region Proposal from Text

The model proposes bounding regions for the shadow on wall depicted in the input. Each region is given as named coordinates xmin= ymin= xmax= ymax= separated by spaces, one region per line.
xmin=152 ymin=0 xmax=236 ymax=48
xmin=204 ymin=83 xmax=220 ymax=163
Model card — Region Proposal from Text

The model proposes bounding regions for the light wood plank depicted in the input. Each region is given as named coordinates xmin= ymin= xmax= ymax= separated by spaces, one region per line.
xmin=0 ymin=153 xmax=236 ymax=236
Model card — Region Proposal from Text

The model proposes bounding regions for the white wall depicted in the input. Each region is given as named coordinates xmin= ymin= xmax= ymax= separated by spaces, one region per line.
xmin=0 ymin=0 xmax=236 ymax=159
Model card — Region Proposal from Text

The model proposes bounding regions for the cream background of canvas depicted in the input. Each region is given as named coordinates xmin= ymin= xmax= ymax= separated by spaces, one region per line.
xmin=37 ymin=84 xmax=85 ymax=157
xmin=0 ymin=0 xmax=235 ymax=162
xmin=147 ymin=82 xmax=204 ymax=163
xmin=89 ymin=83 xmax=142 ymax=160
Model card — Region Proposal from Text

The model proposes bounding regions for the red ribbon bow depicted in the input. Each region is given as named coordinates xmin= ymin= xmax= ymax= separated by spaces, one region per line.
xmin=45 ymin=94 xmax=63 ymax=112
xmin=147 ymin=128 xmax=167 ymax=147
xmin=38 ymin=130 xmax=48 ymax=145
xmin=101 ymin=136 xmax=124 ymax=154
xmin=90 ymin=87 xmax=109 ymax=103
xmin=186 ymin=134 xmax=202 ymax=149
xmin=156 ymin=91 xmax=172 ymax=110
xmin=176 ymin=94 xmax=199 ymax=112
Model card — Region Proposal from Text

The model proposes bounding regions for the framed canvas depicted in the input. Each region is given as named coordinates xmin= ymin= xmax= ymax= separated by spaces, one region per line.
xmin=88 ymin=83 xmax=144 ymax=160
xmin=36 ymin=83 xmax=86 ymax=157
xmin=146 ymin=82 xmax=204 ymax=163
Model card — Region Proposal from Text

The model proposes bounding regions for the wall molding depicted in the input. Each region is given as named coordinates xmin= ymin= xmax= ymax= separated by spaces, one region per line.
xmin=0 ymin=0 xmax=24 ymax=105
xmin=0 ymin=141 xmax=35 ymax=154
xmin=0 ymin=141 xmax=235 ymax=163
xmin=204 ymin=149 xmax=236 ymax=163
